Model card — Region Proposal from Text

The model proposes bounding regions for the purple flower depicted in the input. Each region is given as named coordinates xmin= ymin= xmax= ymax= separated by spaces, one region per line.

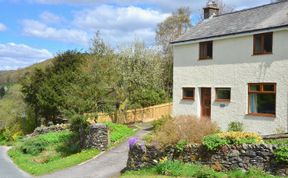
xmin=128 ymin=137 xmax=140 ymax=148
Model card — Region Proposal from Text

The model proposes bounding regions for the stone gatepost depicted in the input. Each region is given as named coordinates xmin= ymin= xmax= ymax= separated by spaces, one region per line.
xmin=84 ymin=123 xmax=109 ymax=151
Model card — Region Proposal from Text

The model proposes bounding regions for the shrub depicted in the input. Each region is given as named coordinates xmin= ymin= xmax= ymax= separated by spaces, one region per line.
xmin=150 ymin=115 xmax=218 ymax=147
xmin=152 ymin=115 xmax=172 ymax=132
xmin=274 ymin=145 xmax=288 ymax=163
xmin=20 ymin=138 xmax=48 ymax=155
xmin=202 ymin=134 xmax=228 ymax=151
xmin=203 ymin=132 xmax=263 ymax=151
xmin=228 ymin=121 xmax=244 ymax=132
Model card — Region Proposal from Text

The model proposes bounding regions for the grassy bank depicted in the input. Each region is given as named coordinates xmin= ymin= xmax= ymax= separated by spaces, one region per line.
xmin=122 ymin=160 xmax=280 ymax=178
xmin=8 ymin=122 xmax=136 ymax=176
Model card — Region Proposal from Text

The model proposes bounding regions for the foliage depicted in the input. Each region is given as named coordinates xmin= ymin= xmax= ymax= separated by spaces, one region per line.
xmin=149 ymin=115 xmax=218 ymax=147
xmin=0 ymin=84 xmax=26 ymax=142
xmin=122 ymin=161 xmax=278 ymax=178
xmin=105 ymin=122 xmax=135 ymax=144
xmin=203 ymin=132 xmax=263 ymax=151
xmin=274 ymin=145 xmax=288 ymax=163
xmin=265 ymin=139 xmax=288 ymax=145
xmin=175 ymin=139 xmax=188 ymax=152
xmin=202 ymin=134 xmax=228 ymax=151
xmin=21 ymin=50 xmax=84 ymax=124
xmin=228 ymin=121 xmax=244 ymax=132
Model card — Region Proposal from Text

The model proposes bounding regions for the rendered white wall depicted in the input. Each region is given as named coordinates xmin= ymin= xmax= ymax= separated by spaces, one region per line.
xmin=173 ymin=30 xmax=288 ymax=135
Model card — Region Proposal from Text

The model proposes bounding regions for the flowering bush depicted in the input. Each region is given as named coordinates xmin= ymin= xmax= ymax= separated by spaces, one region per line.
xmin=128 ymin=137 xmax=140 ymax=148
xmin=203 ymin=132 xmax=263 ymax=151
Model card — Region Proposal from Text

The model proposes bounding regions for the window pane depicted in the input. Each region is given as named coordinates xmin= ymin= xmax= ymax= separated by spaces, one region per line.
xmin=257 ymin=94 xmax=275 ymax=114
xmin=216 ymin=88 xmax=230 ymax=100
xmin=183 ymin=88 xmax=194 ymax=99
xmin=249 ymin=84 xmax=260 ymax=92
xmin=263 ymin=84 xmax=275 ymax=92
xmin=200 ymin=43 xmax=206 ymax=59
xmin=207 ymin=41 xmax=213 ymax=58
xmin=264 ymin=33 xmax=272 ymax=53
xmin=250 ymin=93 xmax=275 ymax=114
xmin=254 ymin=35 xmax=262 ymax=53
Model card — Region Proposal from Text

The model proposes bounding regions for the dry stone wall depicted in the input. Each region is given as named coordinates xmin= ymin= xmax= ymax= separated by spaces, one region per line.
xmin=83 ymin=123 xmax=109 ymax=151
xmin=127 ymin=144 xmax=288 ymax=176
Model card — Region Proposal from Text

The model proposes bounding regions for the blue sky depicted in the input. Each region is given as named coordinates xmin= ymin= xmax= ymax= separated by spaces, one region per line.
xmin=0 ymin=0 xmax=272 ymax=70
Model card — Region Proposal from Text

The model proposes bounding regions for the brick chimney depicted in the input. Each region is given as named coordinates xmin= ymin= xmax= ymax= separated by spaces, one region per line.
xmin=203 ymin=0 xmax=219 ymax=19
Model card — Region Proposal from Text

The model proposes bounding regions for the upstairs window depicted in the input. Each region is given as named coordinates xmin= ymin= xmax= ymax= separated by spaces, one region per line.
xmin=182 ymin=88 xmax=195 ymax=100
xmin=215 ymin=88 xmax=231 ymax=102
xmin=199 ymin=41 xmax=213 ymax=59
xmin=248 ymin=83 xmax=276 ymax=117
xmin=253 ymin=33 xmax=273 ymax=55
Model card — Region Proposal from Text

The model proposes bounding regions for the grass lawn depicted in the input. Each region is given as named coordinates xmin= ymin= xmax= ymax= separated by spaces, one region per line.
xmin=8 ymin=122 xmax=136 ymax=176
xmin=121 ymin=160 xmax=281 ymax=178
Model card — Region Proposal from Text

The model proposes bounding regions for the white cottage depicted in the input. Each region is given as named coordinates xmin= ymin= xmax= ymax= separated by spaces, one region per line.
xmin=171 ymin=1 xmax=288 ymax=135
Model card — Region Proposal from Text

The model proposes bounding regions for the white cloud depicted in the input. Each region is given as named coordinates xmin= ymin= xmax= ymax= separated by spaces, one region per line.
xmin=74 ymin=5 xmax=169 ymax=31
xmin=0 ymin=23 xmax=7 ymax=32
xmin=73 ymin=5 xmax=169 ymax=46
xmin=22 ymin=19 xmax=89 ymax=45
xmin=0 ymin=43 xmax=53 ymax=70
xmin=40 ymin=11 xmax=63 ymax=24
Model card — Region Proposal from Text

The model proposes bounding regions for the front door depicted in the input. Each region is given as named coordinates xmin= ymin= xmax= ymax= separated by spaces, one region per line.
xmin=201 ymin=88 xmax=211 ymax=118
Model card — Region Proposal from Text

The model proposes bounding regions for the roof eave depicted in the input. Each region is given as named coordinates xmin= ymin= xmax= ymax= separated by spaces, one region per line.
xmin=171 ymin=24 xmax=288 ymax=45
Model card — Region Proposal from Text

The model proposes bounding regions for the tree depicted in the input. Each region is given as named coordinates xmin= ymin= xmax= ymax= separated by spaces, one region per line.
xmin=156 ymin=7 xmax=192 ymax=54
xmin=155 ymin=7 xmax=192 ymax=97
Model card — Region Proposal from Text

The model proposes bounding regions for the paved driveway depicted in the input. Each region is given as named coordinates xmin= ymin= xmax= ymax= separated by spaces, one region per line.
xmin=40 ymin=123 xmax=151 ymax=178
xmin=0 ymin=123 xmax=151 ymax=178
xmin=0 ymin=146 xmax=31 ymax=178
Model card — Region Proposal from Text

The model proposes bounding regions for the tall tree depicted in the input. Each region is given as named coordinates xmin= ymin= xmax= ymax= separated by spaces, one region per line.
xmin=155 ymin=7 xmax=192 ymax=97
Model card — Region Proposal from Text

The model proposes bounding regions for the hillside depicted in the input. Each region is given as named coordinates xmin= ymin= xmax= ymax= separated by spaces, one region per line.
xmin=0 ymin=59 xmax=53 ymax=85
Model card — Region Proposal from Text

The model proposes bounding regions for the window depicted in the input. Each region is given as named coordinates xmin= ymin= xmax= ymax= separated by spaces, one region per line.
xmin=182 ymin=88 xmax=195 ymax=100
xmin=215 ymin=88 xmax=231 ymax=102
xmin=199 ymin=41 xmax=213 ymax=59
xmin=248 ymin=83 xmax=276 ymax=117
xmin=253 ymin=33 xmax=273 ymax=55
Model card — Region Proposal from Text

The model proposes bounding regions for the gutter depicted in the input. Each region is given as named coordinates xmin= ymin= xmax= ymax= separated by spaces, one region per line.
xmin=171 ymin=24 xmax=288 ymax=45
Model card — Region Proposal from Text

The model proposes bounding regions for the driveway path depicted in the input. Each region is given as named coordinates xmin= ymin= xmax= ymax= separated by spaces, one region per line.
xmin=39 ymin=123 xmax=152 ymax=178
xmin=0 ymin=146 xmax=31 ymax=178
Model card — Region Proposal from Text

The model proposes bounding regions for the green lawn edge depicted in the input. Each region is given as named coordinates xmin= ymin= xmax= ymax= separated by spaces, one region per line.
xmin=8 ymin=148 xmax=100 ymax=176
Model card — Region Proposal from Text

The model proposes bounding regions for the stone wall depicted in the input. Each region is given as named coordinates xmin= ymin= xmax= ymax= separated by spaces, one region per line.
xmin=83 ymin=123 xmax=109 ymax=151
xmin=29 ymin=124 xmax=69 ymax=136
xmin=127 ymin=144 xmax=288 ymax=176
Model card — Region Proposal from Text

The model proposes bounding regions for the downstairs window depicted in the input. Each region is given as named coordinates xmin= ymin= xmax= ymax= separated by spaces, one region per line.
xmin=248 ymin=83 xmax=276 ymax=117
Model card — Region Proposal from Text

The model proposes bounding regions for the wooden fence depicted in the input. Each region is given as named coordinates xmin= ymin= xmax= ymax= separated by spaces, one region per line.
xmin=89 ymin=103 xmax=172 ymax=124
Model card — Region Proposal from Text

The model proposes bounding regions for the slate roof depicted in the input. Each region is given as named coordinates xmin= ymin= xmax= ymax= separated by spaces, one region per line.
xmin=172 ymin=1 xmax=288 ymax=44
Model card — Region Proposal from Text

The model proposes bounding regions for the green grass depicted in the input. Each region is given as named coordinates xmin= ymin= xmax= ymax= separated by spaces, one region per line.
xmin=8 ymin=122 xmax=136 ymax=176
xmin=8 ymin=131 xmax=100 ymax=175
xmin=105 ymin=122 xmax=136 ymax=145
xmin=121 ymin=160 xmax=280 ymax=178
xmin=265 ymin=139 xmax=288 ymax=145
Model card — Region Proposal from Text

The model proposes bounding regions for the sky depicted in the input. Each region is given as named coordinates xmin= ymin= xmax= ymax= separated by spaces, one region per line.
xmin=0 ymin=0 xmax=272 ymax=70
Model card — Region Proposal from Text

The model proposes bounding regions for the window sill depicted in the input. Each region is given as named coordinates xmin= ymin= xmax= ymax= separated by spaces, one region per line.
xmin=199 ymin=58 xmax=213 ymax=60
xmin=182 ymin=98 xmax=194 ymax=101
xmin=252 ymin=52 xmax=273 ymax=56
xmin=215 ymin=99 xmax=230 ymax=103
xmin=246 ymin=113 xmax=276 ymax=118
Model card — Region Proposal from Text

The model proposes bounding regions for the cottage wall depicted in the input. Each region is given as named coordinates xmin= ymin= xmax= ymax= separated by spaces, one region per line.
xmin=173 ymin=30 xmax=288 ymax=134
